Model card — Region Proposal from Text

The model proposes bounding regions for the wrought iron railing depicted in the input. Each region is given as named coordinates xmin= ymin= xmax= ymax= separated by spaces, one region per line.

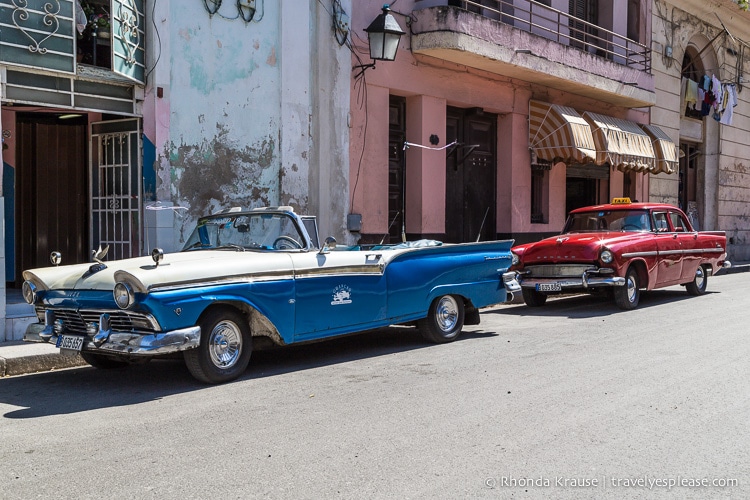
xmin=429 ymin=0 xmax=651 ymax=73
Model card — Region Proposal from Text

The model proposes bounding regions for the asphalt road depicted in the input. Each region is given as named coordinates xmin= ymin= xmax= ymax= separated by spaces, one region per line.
xmin=1 ymin=273 xmax=748 ymax=499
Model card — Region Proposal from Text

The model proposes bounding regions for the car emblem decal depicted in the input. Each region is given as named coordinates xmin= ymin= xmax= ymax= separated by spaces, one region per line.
xmin=331 ymin=284 xmax=353 ymax=305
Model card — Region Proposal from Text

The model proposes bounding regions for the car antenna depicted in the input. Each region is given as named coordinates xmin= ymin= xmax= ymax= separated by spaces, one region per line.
xmin=475 ymin=207 xmax=490 ymax=242
xmin=380 ymin=211 xmax=401 ymax=245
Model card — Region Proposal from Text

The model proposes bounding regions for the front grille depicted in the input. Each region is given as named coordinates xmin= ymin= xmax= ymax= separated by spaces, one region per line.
xmin=524 ymin=264 xmax=596 ymax=278
xmin=39 ymin=308 xmax=160 ymax=335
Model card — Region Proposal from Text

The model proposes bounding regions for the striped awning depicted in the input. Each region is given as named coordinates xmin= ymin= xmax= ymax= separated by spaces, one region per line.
xmin=640 ymin=124 xmax=678 ymax=175
xmin=529 ymin=100 xmax=596 ymax=164
xmin=582 ymin=112 xmax=656 ymax=173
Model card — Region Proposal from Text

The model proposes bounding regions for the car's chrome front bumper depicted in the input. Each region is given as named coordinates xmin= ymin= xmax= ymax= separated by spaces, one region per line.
xmin=515 ymin=268 xmax=626 ymax=290
xmin=24 ymin=319 xmax=201 ymax=356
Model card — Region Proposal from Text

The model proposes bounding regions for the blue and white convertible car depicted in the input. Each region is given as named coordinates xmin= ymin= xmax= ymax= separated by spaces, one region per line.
xmin=22 ymin=207 xmax=520 ymax=383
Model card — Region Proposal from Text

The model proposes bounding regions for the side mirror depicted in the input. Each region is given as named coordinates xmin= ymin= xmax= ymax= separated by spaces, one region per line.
xmin=50 ymin=251 xmax=62 ymax=266
xmin=318 ymin=236 xmax=337 ymax=254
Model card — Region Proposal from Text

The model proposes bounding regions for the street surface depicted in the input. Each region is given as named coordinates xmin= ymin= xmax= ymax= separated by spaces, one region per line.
xmin=1 ymin=273 xmax=748 ymax=499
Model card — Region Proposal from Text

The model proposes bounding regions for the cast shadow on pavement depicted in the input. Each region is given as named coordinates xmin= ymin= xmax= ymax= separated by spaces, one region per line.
xmin=488 ymin=289 xmax=718 ymax=319
xmin=0 ymin=326 xmax=496 ymax=420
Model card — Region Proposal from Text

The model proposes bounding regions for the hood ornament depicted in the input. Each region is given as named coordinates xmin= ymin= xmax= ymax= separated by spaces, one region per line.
xmin=87 ymin=244 xmax=109 ymax=274
xmin=556 ymin=237 xmax=569 ymax=245
xmin=92 ymin=244 xmax=109 ymax=264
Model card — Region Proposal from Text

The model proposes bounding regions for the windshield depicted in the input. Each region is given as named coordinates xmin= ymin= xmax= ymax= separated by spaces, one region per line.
xmin=182 ymin=212 xmax=307 ymax=251
xmin=563 ymin=209 xmax=652 ymax=233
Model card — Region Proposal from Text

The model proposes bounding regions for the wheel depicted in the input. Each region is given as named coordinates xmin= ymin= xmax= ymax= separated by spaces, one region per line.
xmin=80 ymin=352 xmax=131 ymax=369
xmin=184 ymin=308 xmax=252 ymax=384
xmin=273 ymin=236 xmax=302 ymax=249
xmin=685 ymin=264 xmax=708 ymax=296
xmin=418 ymin=295 xmax=465 ymax=343
xmin=614 ymin=266 xmax=640 ymax=310
xmin=522 ymin=288 xmax=548 ymax=307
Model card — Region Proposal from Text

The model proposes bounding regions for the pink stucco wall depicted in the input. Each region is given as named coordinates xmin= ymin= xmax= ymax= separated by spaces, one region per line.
xmin=350 ymin=1 xmax=652 ymax=240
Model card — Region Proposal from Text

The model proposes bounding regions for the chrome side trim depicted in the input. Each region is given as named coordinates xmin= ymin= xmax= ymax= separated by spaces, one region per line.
xmin=621 ymin=251 xmax=658 ymax=258
xmin=148 ymin=265 xmax=387 ymax=292
xmin=148 ymin=271 xmax=295 ymax=292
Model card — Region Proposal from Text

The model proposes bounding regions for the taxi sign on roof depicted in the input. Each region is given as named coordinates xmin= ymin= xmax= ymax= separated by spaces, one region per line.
xmin=611 ymin=197 xmax=632 ymax=204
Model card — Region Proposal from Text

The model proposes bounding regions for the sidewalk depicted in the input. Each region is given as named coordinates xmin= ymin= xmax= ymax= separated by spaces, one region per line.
xmin=2 ymin=262 xmax=748 ymax=378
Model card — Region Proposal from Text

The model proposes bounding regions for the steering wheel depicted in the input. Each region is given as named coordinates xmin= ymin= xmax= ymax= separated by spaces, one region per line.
xmin=273 ymin=235 xmax=302 ymax=250
xmin=622 ymin=224 xmax=641 ymax=231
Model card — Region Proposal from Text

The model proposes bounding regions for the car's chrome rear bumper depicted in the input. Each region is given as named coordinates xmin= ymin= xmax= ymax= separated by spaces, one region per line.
xmin=24 ymin=321 xmax=201 ymax=356
xmin=502 ymin=271 xmax=522 ymax=299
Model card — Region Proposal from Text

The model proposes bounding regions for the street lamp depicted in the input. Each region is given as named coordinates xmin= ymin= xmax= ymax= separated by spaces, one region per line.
xmin=364 ymin=5 xmax=405 ymax=62
xmin=354 ymin=5 xmax=406 ymax=77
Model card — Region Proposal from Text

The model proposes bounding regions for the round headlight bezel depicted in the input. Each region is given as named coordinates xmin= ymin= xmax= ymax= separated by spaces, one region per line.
xmin=113 ymin=282 xmax=135 ymax=309
xmin=511 ymin=252 xmax=520 ymax=266
xmin=22 ymin=281 xmax=37 ymax=304
xmin=600 ymin=249 xmax=614 ymax=264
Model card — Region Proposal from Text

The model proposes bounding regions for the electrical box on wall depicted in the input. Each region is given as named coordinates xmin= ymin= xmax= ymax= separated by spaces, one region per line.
xmin=347 ymin=214 xmax=362 ymax=232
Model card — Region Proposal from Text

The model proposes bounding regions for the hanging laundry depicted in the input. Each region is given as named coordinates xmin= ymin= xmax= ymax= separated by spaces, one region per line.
xmin=701 ymin=75 xmax=711 ymax=91
xmin=685 ymin=78 xmax=699 ymax=107
xmin=711 ymin=74 xmax=723 ymax=110
xmin=720 ymin=84 xmax=738 ymax=125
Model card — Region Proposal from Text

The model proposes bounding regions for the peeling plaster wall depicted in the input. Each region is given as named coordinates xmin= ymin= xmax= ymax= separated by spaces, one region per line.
xmin=143 ymin=1 xmax=352 ymax=250
xmin=167 ymin=3 xmax=282 ymax=248
xmin=650 ymin=0 xmax=750 ymax=260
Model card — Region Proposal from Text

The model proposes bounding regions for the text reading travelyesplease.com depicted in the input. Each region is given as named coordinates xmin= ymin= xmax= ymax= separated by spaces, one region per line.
xmin=484 ymin=475 xmax=738 ymax=491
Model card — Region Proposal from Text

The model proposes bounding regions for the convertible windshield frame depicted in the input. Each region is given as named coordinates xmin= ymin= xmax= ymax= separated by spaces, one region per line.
xmin=181 ymin=212 xmax=311 ymax=252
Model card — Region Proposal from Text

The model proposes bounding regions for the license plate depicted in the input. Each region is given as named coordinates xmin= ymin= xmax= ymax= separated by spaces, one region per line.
xmin=536 ymin=283 xmax=562 ymax=292
xmin=56 ymin=335 xmax=85 ymax=352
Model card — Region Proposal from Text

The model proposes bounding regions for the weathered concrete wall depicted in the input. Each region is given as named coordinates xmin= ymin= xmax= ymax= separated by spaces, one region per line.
xmin=143 ymin=1 xmax=351 ymax=250
xmin=650 ymin=0 xmax=750 ymax=260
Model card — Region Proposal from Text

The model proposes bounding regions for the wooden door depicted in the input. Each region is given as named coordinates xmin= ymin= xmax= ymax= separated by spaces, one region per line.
xmin=15 ymin=113 xmax=88 ymax=284
xmin=445 ymin=108 xmax=497 ymax=243
xmin=387 ymin=96 xmax=406 ymax=243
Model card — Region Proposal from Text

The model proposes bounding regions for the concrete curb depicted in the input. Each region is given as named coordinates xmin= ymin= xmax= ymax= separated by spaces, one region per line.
xmin=0 ymin=342 xmax=87 ymax=377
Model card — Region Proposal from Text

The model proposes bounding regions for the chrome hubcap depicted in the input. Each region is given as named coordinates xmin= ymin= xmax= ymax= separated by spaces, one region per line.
xmin=627 ymin=276 xmax=637 ymax=302
xmin=695 ymin=267 xmax=706 ymax=288
xmin=208 ymin=320 xmax=242 ymax=368
xmin=435 ymin=296 xmax=459 ymax=332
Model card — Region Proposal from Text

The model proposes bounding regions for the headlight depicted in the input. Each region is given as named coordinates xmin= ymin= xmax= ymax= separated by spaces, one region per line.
xmin=22 ymin=281 xmax=37 ymax=304
xmin=113 ymin=282 xmax=135 ymax=309
xmin=511 ymin=252 xmax=520 ymax=266
xmin=600 ymin=249 xmax=614 ymax=264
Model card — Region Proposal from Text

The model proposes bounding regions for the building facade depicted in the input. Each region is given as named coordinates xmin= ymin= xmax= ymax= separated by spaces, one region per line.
xmin=348 ymin=0 xmax=749 ymax=262
xmin=0 ymin=0 xmax=352 ymax=340
xmin=649 ymin=0 xmax=750 ymax=261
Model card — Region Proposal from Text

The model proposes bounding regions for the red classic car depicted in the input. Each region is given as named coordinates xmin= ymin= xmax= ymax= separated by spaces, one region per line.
xmin=510 ymin=199 xmax=731 ymax=310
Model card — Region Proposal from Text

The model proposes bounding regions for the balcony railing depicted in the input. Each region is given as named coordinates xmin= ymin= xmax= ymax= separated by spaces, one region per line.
xmin=438 ymin=0 xmax=651 ymax=72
